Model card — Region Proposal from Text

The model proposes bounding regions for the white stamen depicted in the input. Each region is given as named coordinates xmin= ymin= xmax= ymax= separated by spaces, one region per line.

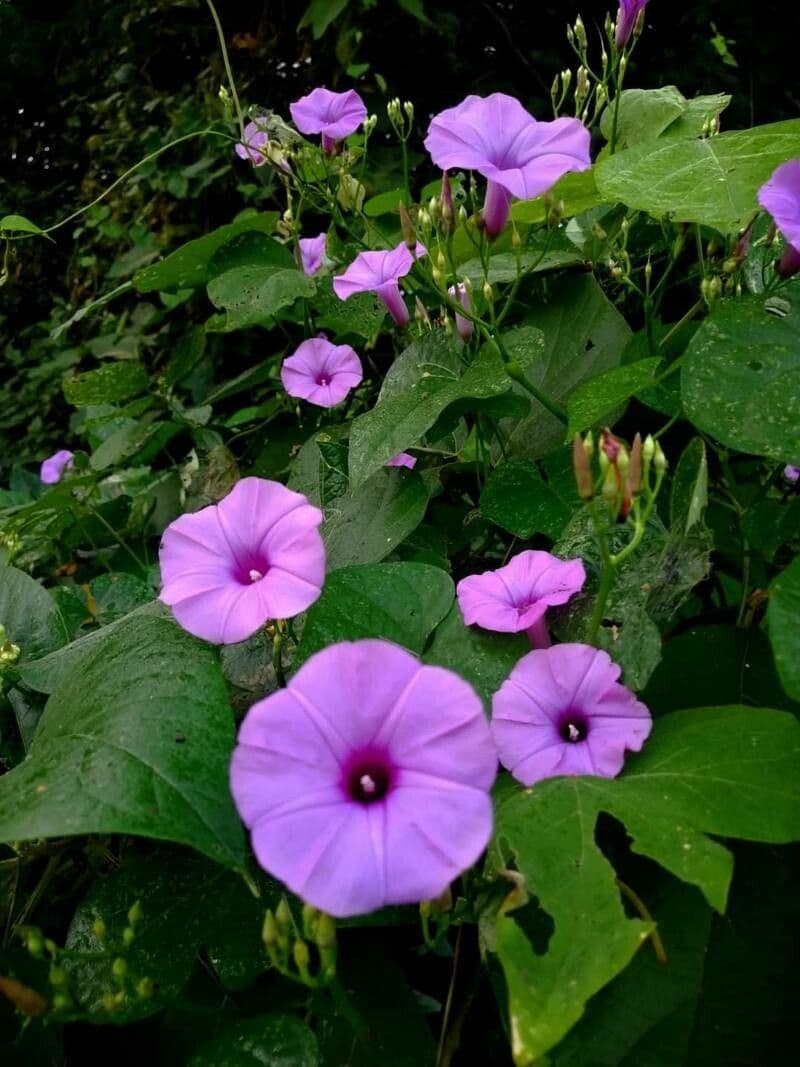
xmin=249 ymin=568 xmax=263 ymax=583
xmin=567 ymin=723 xmax=580 ymax=742
xmin=360 ymin=773 xmax=377 ymax=795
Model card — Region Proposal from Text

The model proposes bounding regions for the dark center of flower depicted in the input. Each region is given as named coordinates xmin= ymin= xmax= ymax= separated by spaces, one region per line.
xmin=346 ymin=759 xmax=392 ymax=804
xmin=316 ymin=374 xmax=330 ymax=387
xmin=233 ymin=554 xmax=270 ymax=585
xmin=558 ymin=712 xmax=589 ymax=743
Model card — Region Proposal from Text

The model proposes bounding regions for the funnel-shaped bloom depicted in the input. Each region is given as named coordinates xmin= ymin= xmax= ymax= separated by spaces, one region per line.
xmin=159 ymin=477 xmax=324 ymax=645
xmin=281 ymin=336 xmax=363 ymax=408
xmin=40 ymin=450 xmax=74 ymax=485
xmin=784 ymin=465 xmax=800 ymax=484
xmin=457 ymin=550 xmax=585 ymax=648
xmin=298 ymin=233 xmax=327 ymax=277
xmin=235 ymin=120 xmax=270 ymax=166
xmin=492 ymin=643 xmax=652 ymax=784
xmin=425 ymin=94 xmax=591 ymax=237
xmin=290 ymin=88 xmax=367 ymax=153
xmin=758 ymin=160 xmax=800 ymax=277
xmin=333 ymin=241 xmax=426 ymax=326
xmin=615 ymin=0 xmax=648 ymax=48
xmin=386 ymin=453 xmax=417 ymax=469
xmin=230 ymin=639 xmax=497 ymax=917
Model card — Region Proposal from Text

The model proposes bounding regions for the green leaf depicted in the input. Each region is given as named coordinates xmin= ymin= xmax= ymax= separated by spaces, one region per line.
xmin=313 ymin=277 xmax=386 ymax=339
xmin=669 ymin=438 xmax=708 ymax=536
xmin=207 ymin=264 xmax=314 ymax=330
xmin=0 ymin=213 xmax=47 ymax=236
xmin=480 ymin=457 xmax=571 ymax=539
xmin=424 ymin=602 xmax=526 ymax=713
xmin=298 ymin=0 xmax=350 ymax=38
xmin=0 ymin=566 xmax=68 ymax=662
xmin=63 ymin=361 xmax=148 ymax=406
xmin=459 ymin=233 xmax=584 ymax=285
xmin=65 ymin=849 xmax=273 ymax=1021
xmin=295 ymin=562 xmax=453 ymax=667
xmin=189 ymin=1015 xmax=319 ymax=1066
xmin=363 ymin=187 xmax=407 ymax=217
xmin=599 ymin=87 xmax=731 ymax=150
xmin=349 ymin=334 xmax=541 ymax=487
xmin=492 ymin=706 xmax=800 ymax=1062
xmin=133 ymin=213 xmax=279 ymax=293
xmin=89 ymin=573 xmax=152 ymax=624
xmin=0 ymin=614 xmax=245 ymax=867
xmin=567 ymin=359 xmax=661 ymax=436
xmin=681 ymin=283 xmax=800 ymax=461
xmin=324 ymin=468 xmax=430 ymax=569
xmin=644 ymin=624 xmax=799 ymax=716
xmin=511 ymin=169 xmax=605 ymax=225
xmin=767 ymin=555 xmax=800 ymax=702
xmin=503 ymin=276 xmax=632 ymax=459
xmin=90 ymin=419 xmax=180 ymax=471
xmin=596 ymin=119 xmax=800 ymax=233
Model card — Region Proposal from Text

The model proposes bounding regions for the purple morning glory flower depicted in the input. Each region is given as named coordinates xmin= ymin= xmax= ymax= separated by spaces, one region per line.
xmin=40 ymin=449 xmax=74 ymax=485
xmin=457 ymin=550 xmax=586 ymax=648
xmin=492 ymin=643 xmax=652 ymax=784
xmin=298 ymin=233 xmax=327 ymax=277
xmin=448 ymin=282 xmax=473 ymax=341
xmin=758 ymin=160 xmax=800 ymax=277
xmin=784 ymin=465 xmax=800 ymax=484
xmin=333 ymin=241 xmax=427 ymax=326
xmin=615 ymin=0 xmax=649 ymax=48
xmin=159 ymin=477 xmax=325 ymax=645
xmin=386 ymin=453 xmax=417 ymax=469
xmin=229 ymin=639 xmax=497 ymax=917
xmin=235 ymin=120 xmax=270 ymax=166
xmin=424 ymin=94 xmax=591 ymax=237
xmin=281 ymin=336 xmax=363 ymax=408
xmin=290 ymin=87 xmax=367 ymax=153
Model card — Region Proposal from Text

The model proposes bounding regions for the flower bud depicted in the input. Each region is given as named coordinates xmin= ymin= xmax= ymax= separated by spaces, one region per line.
xmin=364 ymin=114 xmax=378 ymax=136
xmin=262 ymin=910 xmax=279 ymax=948
xmin=601 ymin=464 xmax=619 ymax=505
xmin=293 ymin=938 xmax=310 ymax=971
xmin=482 ymin=280 xmax=493 ymax=304
xmin=511 ymin=226 xmax=522 ymax=250
xmin=112 ymin=958 xmax=127 ymax=980
xmin=275 ymin=898 xmax=292 ymax=930
xmin=102 ymin=992 xmax=117 ymax=1013
xmin=628 ymin=433 xmax=643 ymax=496
xmin=440 ymin=171 xmax=455 ymax=233
xmin=52 ymin=993 xmax=72 ymax=1013
xmin=550 ymin=74 xmax=560 ymax=110
xmin=49 ymin=966 xmax=68 ymax=988
xmin=25 ymin=929 xmax=45 ymax=958
xmin=314 ymin=912 xmax=336 ymax=952
xmin=616 ymin=446 xmax=630 ymax=477
xmin=398 ymin=202 xmax=416 ymax=250
xmin=136 ymin=977 xmax=154 ymax=1000
xmin=403 ymin=100 xmax=414 ymax=121
xmin=122 ymin=927 xmax=135 ymax=947
xmin=654 ymin=443 xmax=667 ymax=474
xmin=128 ymin=900 xmax=143 ymax=924
xmin=643 ymin=434 xmax=655 ymax=466
xmin=302 ymin=903 xmax=318 ymax=940
xmin=573 ymin=433 xmax=595 ymax=500
xmin=574 ymin=15 xmax=587 ymax=49
xmin=92 ymin=917 xmax=106 ymax=941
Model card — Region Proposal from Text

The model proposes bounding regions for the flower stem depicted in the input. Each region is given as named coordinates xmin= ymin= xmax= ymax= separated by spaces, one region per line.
xmin=615 ymin=878 xmax=668 ymax=963
xmin=271 ymin=625 xmax=287 ymax=688
xmin=204 ymin=0 xmax=246 ymax=141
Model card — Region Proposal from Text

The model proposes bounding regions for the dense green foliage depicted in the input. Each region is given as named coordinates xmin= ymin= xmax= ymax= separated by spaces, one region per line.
xmin=1 ymin=2 xmax=799 ymax=1065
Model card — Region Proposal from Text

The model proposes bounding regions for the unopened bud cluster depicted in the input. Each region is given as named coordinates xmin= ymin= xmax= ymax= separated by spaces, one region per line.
xmin=262 ymin=897 xmax=336 ymax=988
xmin=0 ymin=623 xmax=20 ymax=668
xmin=573 ymin=428 xmax=666 ymax=521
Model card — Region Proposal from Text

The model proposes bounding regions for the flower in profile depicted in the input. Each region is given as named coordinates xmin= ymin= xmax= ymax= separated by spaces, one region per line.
xmin=615 ymin=0 xmax=648 ymax=48
xmin=457 ymin=550 xmax=586 ymax=648
xmin=40 ymin=449 xmax=74 ymax=485
xmin=784 ymin=464 xmax=800 ymax=484
xmin=235 ymin=120 xmax=270 ymax=166
xmin=448 ymin=282 xmax=473 ymax=341
xmin=281 ymin=336 xmax=363 ymax=408
xmin=386 ymin=453 xmax=417 ymax=469
xmin=758 ymin=160 xmax=800 ymax=278
xmin=159 ymin=477 xmax=324 ymax=645
xmin=298 ymin=233 xmax=327 ymax=277
xmin=424 ymin=94 xmax=590 ymax=237
xmin=492 ymin=643 xmax=652 ymax=784
xmin=290 ymin=87 xmax=367 ymax=153
xmin=333 ymin=240 xmax=427 ymax=326
xmin=230 ymin=639 xmax=497 ymax=917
